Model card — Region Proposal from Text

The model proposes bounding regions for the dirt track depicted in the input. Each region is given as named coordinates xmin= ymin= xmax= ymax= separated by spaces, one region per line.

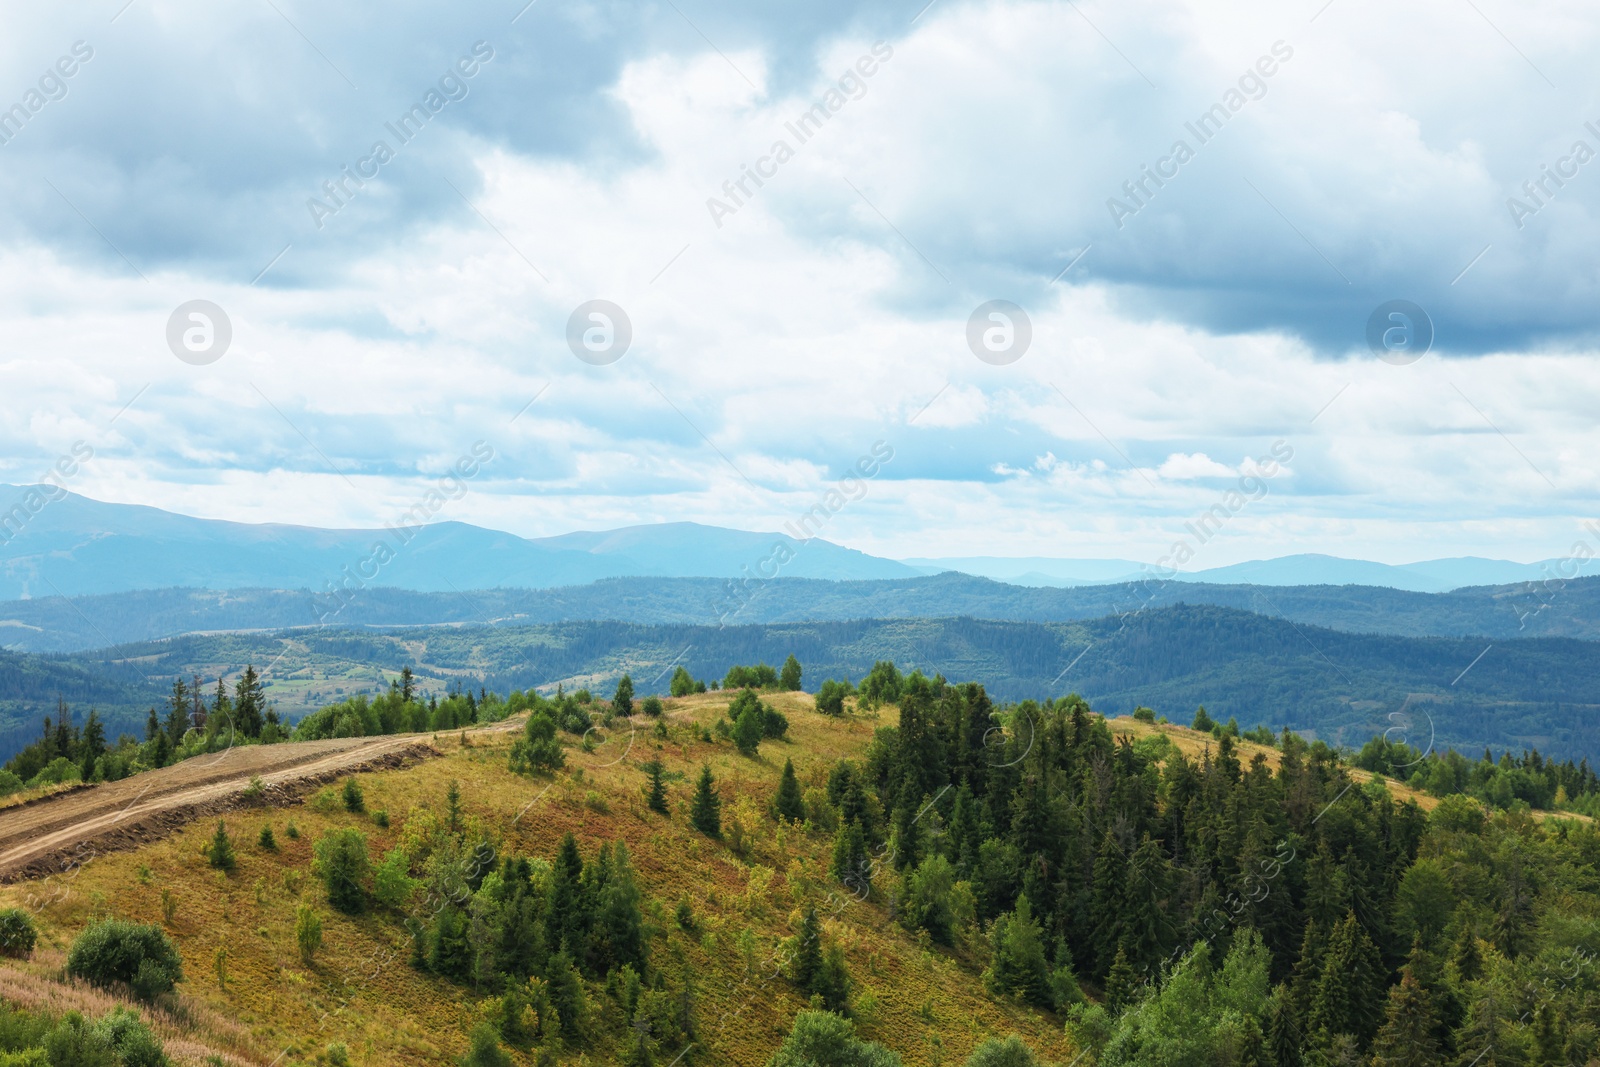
xmin=0 ymin=721 xmax=516 ymax=882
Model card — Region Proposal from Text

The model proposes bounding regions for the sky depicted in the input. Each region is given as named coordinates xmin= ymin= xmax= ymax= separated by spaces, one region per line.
xmin=1 ymin=0 xmax=1598 ymax=567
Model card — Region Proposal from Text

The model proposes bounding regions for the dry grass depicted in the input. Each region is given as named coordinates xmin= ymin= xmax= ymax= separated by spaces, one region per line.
xmin=0 ymin=693 xmax=1074 ymax=1067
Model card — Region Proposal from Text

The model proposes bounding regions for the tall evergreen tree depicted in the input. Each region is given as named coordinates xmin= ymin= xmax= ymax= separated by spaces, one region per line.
xmin=1369 ymin=965 xmax=1442 ymax=1066
xmin=773 ymin=758 xmax=804 ymax=822
xmin=549 ymin=832 xmax=586 ymax=953
xmin=613 ymin=674 xmax=634 ymax=717
xmin=831 ymin=819 xmax=870 ymax=895
xmin=792 ymin=906 xmax=822 ymax=991
xmin=644 ymin=759 xmax=670 ymax=815
xmin=1307 ymin=911 xmax=1384 ymax=1052
xmin=779 ymin=654 xmax=802 ymax=692
xmin=690 ymin=765 xmax=722 ymax=838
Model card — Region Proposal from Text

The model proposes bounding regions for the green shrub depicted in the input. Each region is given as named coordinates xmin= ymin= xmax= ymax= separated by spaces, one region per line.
xmin=342 ymin=778 xmax=365 ymax=813
xmin=313 ymin=828 xmax=370 ymax=914
xmin=641 ymin=695 xmax=664 ymax=717
xmin=0 ymin=909 xmax=37 ymax=959
xmin=65 ymin=919 xmax=183 ymax=1001
xmin=205 ymin=820 xmax=236 ymax=872
xmin=371 ymin=808 xmax=389 ymax=828
xmin=0 ymin=770 xmax=24 ymax=797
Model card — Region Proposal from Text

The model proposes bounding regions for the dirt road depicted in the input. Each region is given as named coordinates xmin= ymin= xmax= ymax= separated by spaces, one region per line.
xmin=0 ymin=722 xmax=514 ymax=882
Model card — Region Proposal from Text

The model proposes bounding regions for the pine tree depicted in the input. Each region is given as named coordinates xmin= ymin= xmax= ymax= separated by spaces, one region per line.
xmin=774 ymin=758 xmax=805 ymax=822
xmin=549 ymin=832 xmax=586 ymax=953
xmin=985 ymin=894 xmax=1053 ymax=1009
xmin=732 ymin=701 xmax=763 ymax=756
xmin=207 ymin=819 xmax=236 ymax=872
xmin=793 ymin=907 xmax=822 ymax=990
xmin=690 ymin=765 xmax=722 ymax=838
xmin=1103 ymin=945 xmax=1137 ymax=1014
xmin=613 ymin=674 xmax=635 ymax=717
xmin=644 ymin=759 xmax=669 ymax=815
xmin=1308 ymin=911 xmax=1384 ymax=1051
xmin=234 ymin=665 xmax=265 ymax=738
xmin=1267 ymin=982 xmax=1304 ymax=1067
xmin=830 ymin=819 xmax=870 ymax=895
xmin=589 ymin=841 xmax=646 ymax=975
xmin=1369 ymin=965 xmax=1442 ymax=1066
xmin=446 ymin=779 xmax=463 ymax=836
xmin=78 ymin=709 xmax=106 ymax=779
xmin=780 ymin=654 xmax=802 ymax=692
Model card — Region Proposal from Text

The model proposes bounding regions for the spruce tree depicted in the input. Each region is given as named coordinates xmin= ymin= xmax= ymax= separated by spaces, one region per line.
xmin=1369 ymin=965 xmax=1442 ymax=1066
xmin=690 ymin=765 xmax=721 ymax=838
xmin=644 ymin=759 xmax=669 ymax=815
xmin=984 ymin=893 xmax=1053 ymax=1009
xmin=1266 ymin=982 xmax=1304 ymax=1067
xmin=1103 ymin=945 xmax=1137 ymax=1014
xmin=830 ymin=819 xmax=869 ymax=895
xmin=207 ymin=820 xmax=236 ymax=872
xmin=1308 ymin=911 xmax=1384 ymax=1052
xmin=774 ymin=758 xmax=805 ymax=823
xmin=613 ymin=674 xmax=635 ymax=717
xmin=549 ymin=832 xmax=586 ymax=953
xmin=793 ymin=907 xmax=822 ymax=990
xmin=732 ymin=701 xmax=763 ymax=756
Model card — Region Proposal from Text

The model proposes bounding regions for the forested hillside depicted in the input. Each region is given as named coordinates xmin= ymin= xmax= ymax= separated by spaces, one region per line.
xmin=5 ymin=572 xmax=1600 ymax=655
xmin=6 ymin=605 xmax=1591 ymax=761
xmin=2 ymin=675 xmax=1598 ymax=1066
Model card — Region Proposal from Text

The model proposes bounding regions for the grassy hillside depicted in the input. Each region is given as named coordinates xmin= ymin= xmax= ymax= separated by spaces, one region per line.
xmin=0 ymin=692 xmax=1072 ymax=1066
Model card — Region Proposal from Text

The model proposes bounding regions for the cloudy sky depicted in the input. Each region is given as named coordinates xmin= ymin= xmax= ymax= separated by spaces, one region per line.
xmin=1 ymin=0 xmax=1597 ymax=566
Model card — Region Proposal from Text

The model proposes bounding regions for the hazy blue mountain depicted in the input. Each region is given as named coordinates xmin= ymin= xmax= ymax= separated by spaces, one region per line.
xmin=912 ymin=552 xmax=1568 ymax=592
xmin=4 ymin=571 xmax=1600 ymax=654
xmin=0 ymin=486 xmax=915 ymax=599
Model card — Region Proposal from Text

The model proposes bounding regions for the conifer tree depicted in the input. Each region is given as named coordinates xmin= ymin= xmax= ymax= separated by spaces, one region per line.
xmin=831 ymin=819 xmax=870 ymax=895
xmin=984 ymin=894 xmax=1053 ymax=1009
xmin=1369 ymin=965 xmax=1442 ymax=1066
xmin=549 ymin=832 xmax=586 ymax=953
xmin=1266 ymin=982 xmax=1304 ymax=1067
xmin=644 ymin=759 xmax=670 ymax=815
xmin=590 ymin=841 xmax=646 ymax=975
xmin=1307 ymin=911 xmax=1384 ymax=1052
xmin=613 ymin=674 xmax=635 ymax=717
xmin=780 ymin=654 xmax=802 ymax=692
xmin=1103 ymin=945 xmax=1137 ymax=1014
xmin=793 ymin=907 xmax=822 ymax=990
xmin=207 ymin=820 xmax=236 ymax=872
xmin=545 ymin=949 xmax=587 ymax=1034
xmin=79 ymin=710 xmax=106 ymax=779
xmin=733 ymin=701 xmax=764 ymax=756
xmin=774 ymin=758 xmax=805 ymax=822
xmin=690 ymin=764 xmax=722 ymax=838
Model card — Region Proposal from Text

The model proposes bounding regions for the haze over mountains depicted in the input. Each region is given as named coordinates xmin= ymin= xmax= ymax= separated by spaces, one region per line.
xmin=0 ymin=486 xmax=1583 ymax=600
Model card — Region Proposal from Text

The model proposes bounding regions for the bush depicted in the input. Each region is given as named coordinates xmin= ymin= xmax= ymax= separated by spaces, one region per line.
xmin=65 ymin=919 xmax=183 ymax=1001
xmin=460 ymin=1022 xmax=513 ymax=1067
xmin=342 ymin=778 xmax=365 ymax=813
xmin=295 ymin=905 xmax=323 ymax=964
xmin=0 ymin=770 xmax=23 ymax=797
xmin=0 ymin=909 xmax=37 ymax=959
xmin=258 ymin=825 xmax=277 ymax=850
xmin=1132 ymin=706 xmax=1156 ymax=723
xmin=641 ymin=695 xmax=664 ymax=717
xmin=313 ymin=828 xmax=371 ymax=914
xmin=372 ymin=808 xmax=390 ymax=828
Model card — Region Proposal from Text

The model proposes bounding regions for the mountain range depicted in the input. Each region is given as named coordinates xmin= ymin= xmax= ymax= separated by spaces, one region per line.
xmin=2 ymin=485 xmax=1588 ymax=599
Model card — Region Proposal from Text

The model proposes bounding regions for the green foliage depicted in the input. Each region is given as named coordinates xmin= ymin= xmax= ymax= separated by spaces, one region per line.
xmin=733 ymin=699 xmax=765 ymax=756
xmin=983 ymin=894 xmax=1052 ymax=1008
xmin=342 ymin=777 xmax=364 ymax=813
xmin=613 ymin=674 xmax=634 ymax=717
xmin=774 ymin=758 xmax=805 ymax=822
xmin=1191 ymin=705 xmax=1216 ymax=732
xmin=690 ymin=765 xmax=721 ymax=838
xmin=669 ymin=666 xmax=706 ymax=697
xmin=962 ymin=1036 xmax=1041 ymax=1067
xmin=508 ymin=707 xmax=565 ymax=775
xmin=765 ymin=1011 xmax=901 ymax=1067
xmin=257 ymin=824 xmax=276 ymax=851
xmin=374 ymin=848 xmax=418 ymax=910
xmin=295 ymin=905 xmax=322 ymax=964
xmin=641 ymin=695 xmax=664 ymax=717
xmin=459 ymin=1022 xmax=513 ymax=1067
xmin=898 ymin=853 xmax=957 ymax=945
xmin=1096 ymin=933 xmax=1271 ymax=1066
xmin=780 ymin=654 xmax=803 ymax=692
xmin=857 ymin=661 xmax=903 ymax=708
xmin=65 ymin=919 xmax=183 ymax=1002
xmin=815 ymin=678 xmax=852 ymax=716
xmin=643 ymin=759 xmax=670 ymax=815
xmin=0 ymin=909 xmax=37 ymax=960
xmin=313 ymin=827 xmax=371 ymax=914
xmin=724 ymin=663 xmax=780 ymax=690
xmin=205 ymin=820 xmax=235 ymax=872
